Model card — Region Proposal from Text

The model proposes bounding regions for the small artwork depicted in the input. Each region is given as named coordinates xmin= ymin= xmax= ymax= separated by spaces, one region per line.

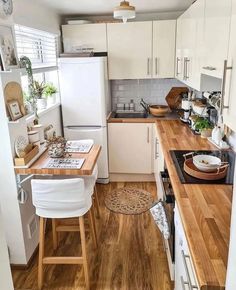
xmin=0 ymin=25 xmax=18 ymax=70
xmin=7 ymin=100 xmax=22 ymax=121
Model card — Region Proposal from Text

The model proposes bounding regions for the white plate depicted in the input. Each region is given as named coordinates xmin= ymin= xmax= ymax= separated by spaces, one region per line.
xmin=15 ymin=135 xmax=29 ymax=157
xmin=193 ymin=155 xmax=221 ymax=172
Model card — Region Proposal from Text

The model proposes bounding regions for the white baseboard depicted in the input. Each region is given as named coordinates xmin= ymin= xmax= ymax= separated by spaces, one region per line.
xmin=109 ymin=173 xmax=155 ymax=182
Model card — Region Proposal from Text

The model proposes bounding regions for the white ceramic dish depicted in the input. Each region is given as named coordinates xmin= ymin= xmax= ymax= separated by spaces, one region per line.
xmin=193 ymin=155 xmax=222 ymax=172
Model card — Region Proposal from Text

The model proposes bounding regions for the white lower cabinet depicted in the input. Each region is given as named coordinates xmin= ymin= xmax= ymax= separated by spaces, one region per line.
xmin=153 ymin=126 xmax=164 ymax=200
xmin=175 ymin=206 xmax=199 ymax=290
xmin=108 ymin=123 xmax=153 ymax=174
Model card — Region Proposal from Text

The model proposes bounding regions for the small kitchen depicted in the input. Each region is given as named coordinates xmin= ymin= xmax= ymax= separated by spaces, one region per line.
xmin=0 ymin=0 xmax=236 ymax=290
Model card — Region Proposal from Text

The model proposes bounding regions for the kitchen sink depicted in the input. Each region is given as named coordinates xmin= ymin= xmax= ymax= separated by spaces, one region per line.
xmin=114 ymin=112 xmax=148 ymax=118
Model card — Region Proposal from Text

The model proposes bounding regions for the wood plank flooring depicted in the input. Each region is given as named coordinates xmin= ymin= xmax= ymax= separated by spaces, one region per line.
xmin=12 ymin=182 xmax=173 ymax=290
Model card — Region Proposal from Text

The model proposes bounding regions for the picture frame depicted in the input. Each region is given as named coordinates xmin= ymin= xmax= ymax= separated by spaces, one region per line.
xmin=7 ymin=100 xmax=22 ymax=121
xmin=0 ymin=25 xmax=18 ymax=70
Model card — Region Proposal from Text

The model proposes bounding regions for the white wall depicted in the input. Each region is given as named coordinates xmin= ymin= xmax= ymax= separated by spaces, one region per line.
xmin=0 ymin=0 xmax=60 ymax=34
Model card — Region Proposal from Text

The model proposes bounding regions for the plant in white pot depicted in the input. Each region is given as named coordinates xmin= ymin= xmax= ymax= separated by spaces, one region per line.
xmin=44 ymin=83 xmax=58 ymax=106
xmin=33 ymin=81 xmax=47 ymax=110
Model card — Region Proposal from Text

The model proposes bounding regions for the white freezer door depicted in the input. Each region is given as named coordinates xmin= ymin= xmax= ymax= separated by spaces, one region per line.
xmin=64 ymin=126 xmax=109 ymax=180
xmin=59 ymin=58 xmax=107 ymax=127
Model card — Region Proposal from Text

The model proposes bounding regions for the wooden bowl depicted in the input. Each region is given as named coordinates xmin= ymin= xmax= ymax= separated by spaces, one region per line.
xmin=149 ymin=105 xmax=170 ymax=117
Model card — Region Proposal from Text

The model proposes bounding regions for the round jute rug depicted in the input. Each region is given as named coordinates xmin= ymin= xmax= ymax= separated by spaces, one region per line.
xmin=105 ymin=187 xmax=154 ymax=215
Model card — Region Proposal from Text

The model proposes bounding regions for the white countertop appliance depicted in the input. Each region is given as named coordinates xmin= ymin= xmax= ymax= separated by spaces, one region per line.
xmin=58 ymin=57 xmax=111 ymax=183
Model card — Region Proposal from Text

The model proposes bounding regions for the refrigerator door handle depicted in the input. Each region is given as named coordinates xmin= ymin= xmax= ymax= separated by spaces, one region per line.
xmin=65 ymin=126 xmax=105 ymax=132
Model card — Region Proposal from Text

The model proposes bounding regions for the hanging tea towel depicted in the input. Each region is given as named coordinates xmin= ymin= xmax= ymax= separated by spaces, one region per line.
xmin=150 ymin=201 xmax=170 ymax=240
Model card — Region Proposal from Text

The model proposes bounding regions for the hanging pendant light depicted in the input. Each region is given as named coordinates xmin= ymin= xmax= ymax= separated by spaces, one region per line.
xmin=113 ymin=1 xmax=136 ymax=23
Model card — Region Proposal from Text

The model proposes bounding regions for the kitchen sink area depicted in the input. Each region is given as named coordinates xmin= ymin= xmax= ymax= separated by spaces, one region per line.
xmin=114 ymin=112 xmax=148 ymax=118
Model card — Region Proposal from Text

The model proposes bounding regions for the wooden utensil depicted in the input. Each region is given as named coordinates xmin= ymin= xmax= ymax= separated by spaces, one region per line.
xmin=184 ymin=158 xmax=229 ymax=181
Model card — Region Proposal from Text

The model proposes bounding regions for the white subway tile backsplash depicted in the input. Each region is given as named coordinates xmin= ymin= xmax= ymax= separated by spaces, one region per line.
xmin=111 ymin=78 xmax=185 ymax=111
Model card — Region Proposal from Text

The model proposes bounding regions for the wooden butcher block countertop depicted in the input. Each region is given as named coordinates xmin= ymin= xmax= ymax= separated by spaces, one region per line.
xmin=156 ymin=120 xmax=233 ymax=290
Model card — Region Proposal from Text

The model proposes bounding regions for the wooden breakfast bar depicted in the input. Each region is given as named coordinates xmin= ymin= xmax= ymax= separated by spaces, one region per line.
xmin=14 ymin=145 xmax=101 ymax=176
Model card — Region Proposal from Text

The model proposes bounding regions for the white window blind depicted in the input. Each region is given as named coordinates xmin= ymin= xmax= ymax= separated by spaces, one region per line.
xmin=14 ymin=25 xmax=58 ymax=69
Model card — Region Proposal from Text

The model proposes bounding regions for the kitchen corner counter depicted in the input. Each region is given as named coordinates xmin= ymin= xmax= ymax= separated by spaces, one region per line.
xmin=156 ymin=120 xmax=233 ymax=290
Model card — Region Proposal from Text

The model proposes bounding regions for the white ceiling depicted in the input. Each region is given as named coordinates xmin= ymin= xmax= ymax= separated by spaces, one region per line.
xmin=37 ymin=0 xmax=193 ymax=15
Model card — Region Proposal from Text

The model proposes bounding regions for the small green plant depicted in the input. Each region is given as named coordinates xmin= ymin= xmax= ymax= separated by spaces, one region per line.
xmin=44 ymin=83 xmax=58 ymax=97
xmin=33 ymin=81 xmax=46 ymax=99
xmin=195 ymin=117 xmax=213 ymax=132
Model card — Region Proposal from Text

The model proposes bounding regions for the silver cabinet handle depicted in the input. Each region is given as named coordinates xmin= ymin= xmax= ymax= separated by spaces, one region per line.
xmin=147 ymin=126 xmax=150 ymax=143
xmin=155 ymin=137 xmax=159 ymax=159
xmin=147 ymin=58 xmax=150 ymax=75
xmin=221 ymin=59 xmax=233 ymax=113
xmin=184 ymin=57 xmax=190 ymax=80
xmin=176 ymin=57 xmax=181 ymax=76
xmin=181 ymin=250 xmax=198 ymax=290
xmin=181 ymin=276 xmax=188 ymax=290
xmin=183 ymin=57 xmax=187 ymax=80
xmin=202 ymin=66 xmax=217 ymax=71
xmin=155 ymin=57 xmax=158 ymax=75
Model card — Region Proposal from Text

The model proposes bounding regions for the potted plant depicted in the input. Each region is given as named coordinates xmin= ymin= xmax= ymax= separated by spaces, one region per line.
xmin=194 ymin=117 xmax=213 ymax=138
xmin=44 ymin=83 xmax=58 ymax=106
xmin=33 ymin=81 xmax=47 ymax=110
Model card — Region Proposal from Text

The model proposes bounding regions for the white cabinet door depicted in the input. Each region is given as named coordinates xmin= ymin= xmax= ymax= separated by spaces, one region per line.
xmin=107 ymin=22 xmax=153 ymax=79
xmin=175 ymin=16 xmax=184 ymax=81
xmin=153 ymin=126 xmax=164 ymax=199
xmin=108 ymin=123 xmax=153 ymax=174
xmin=62 ymin=23 xmax=107 ymax=53
xmin=152 ymin=20 xmax=176 ymax=78
xmin=176 ymin=0 xmax=204 ymax=91
xmin=175 ymin=206 xmax=200 ymax=290
xmin=201 ymin=0 xmax=232 ymax=78
xmin=224 ymin=0 xmax=236 ymax=132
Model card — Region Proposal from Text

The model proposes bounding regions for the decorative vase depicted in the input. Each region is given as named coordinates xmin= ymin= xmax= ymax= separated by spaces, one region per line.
xmin=47 ymin=93 xmax=56 ymax=106
xmin=37 ymin=98 xmax=47 ymax=110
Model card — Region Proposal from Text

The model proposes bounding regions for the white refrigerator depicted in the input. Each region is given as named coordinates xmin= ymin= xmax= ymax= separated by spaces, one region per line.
xmin=58 ymin=57 xmax=111 ymax=183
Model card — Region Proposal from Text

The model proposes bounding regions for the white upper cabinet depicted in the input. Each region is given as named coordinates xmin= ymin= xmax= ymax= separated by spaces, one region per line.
xmin=175 ymin=0 xmax=205 ymax=90
xmin=62 ymin=23 xmax=107 ymax=53
xmin=223 ymin=0 xmax=236 ymax=132
xmin=152 ymin=20 xmax=176 ymax=78
xmin=201 ymin=0 xmax=232 ymax=78
xmin=107 ymin=22 xmax=153 ymax=80
xmin=107 ymin=21 xmax=176 ymax=80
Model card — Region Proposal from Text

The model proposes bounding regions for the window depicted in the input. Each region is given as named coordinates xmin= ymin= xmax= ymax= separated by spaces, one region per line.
xmin=14 ymin=25 xmax=60 ymax=108
xmin=14 ymin=24 xmax=58 ymax=69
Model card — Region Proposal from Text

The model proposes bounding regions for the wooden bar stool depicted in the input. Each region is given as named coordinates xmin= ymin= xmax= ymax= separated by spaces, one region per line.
xmin=32 ymin=178 xmax=95 ymax=290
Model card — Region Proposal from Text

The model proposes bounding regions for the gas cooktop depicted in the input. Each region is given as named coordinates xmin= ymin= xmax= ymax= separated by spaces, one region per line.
xmin=170 ymin=150 xmax=235 ymax=184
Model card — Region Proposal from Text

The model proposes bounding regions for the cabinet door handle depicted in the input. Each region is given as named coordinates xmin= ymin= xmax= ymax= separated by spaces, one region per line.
xmin=221 ymin=59 xmax=233 ymax=113
xmin=155 ymin=57 xmax=158 ymax=75
xmin=147 ymin=127 xmax=150 ymax=143
xmin=155 ymin=138 xmax=159 ymax=159
xmin=184 ymin=57 xmax=190 ymax=80
xmin=181 ymin=276 xmax=188 ymax=290
xmin=147 ymin=58 xmax=150 ymax=75
xmin=181 ymin=250 xmax=198 ymax=290
xmin=176 ymin=57 xmax=181 ymax=76
xmin=202 ymin=66 xmax=217 ymax=71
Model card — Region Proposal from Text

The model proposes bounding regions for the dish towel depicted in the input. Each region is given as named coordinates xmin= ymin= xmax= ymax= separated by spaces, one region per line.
xmin=150 ymin=200 xmax=170 ymax=240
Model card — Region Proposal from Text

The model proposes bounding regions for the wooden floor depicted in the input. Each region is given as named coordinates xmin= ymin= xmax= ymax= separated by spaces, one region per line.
xmin=12 ymin=182 xmax=173 ymax=290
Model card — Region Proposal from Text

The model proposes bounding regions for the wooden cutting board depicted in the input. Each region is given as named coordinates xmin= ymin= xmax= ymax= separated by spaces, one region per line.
xmin=165 ymin=87 xmax=189 ymax=110
xmin=4 ymin=81 xmax=26 ymax=117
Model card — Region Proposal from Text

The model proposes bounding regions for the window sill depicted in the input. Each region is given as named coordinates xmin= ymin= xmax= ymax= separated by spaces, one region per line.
xmin=26 ymin=102 xmax=61 ymax=123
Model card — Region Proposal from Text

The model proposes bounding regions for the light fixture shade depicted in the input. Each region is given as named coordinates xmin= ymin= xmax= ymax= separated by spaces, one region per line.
xmin=114 ymin=1 xmax=136 ymax=23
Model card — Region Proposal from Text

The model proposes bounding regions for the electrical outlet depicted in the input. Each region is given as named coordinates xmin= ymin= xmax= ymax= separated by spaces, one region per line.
xmin=27 ymin=215 xmax=38 ymax=239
